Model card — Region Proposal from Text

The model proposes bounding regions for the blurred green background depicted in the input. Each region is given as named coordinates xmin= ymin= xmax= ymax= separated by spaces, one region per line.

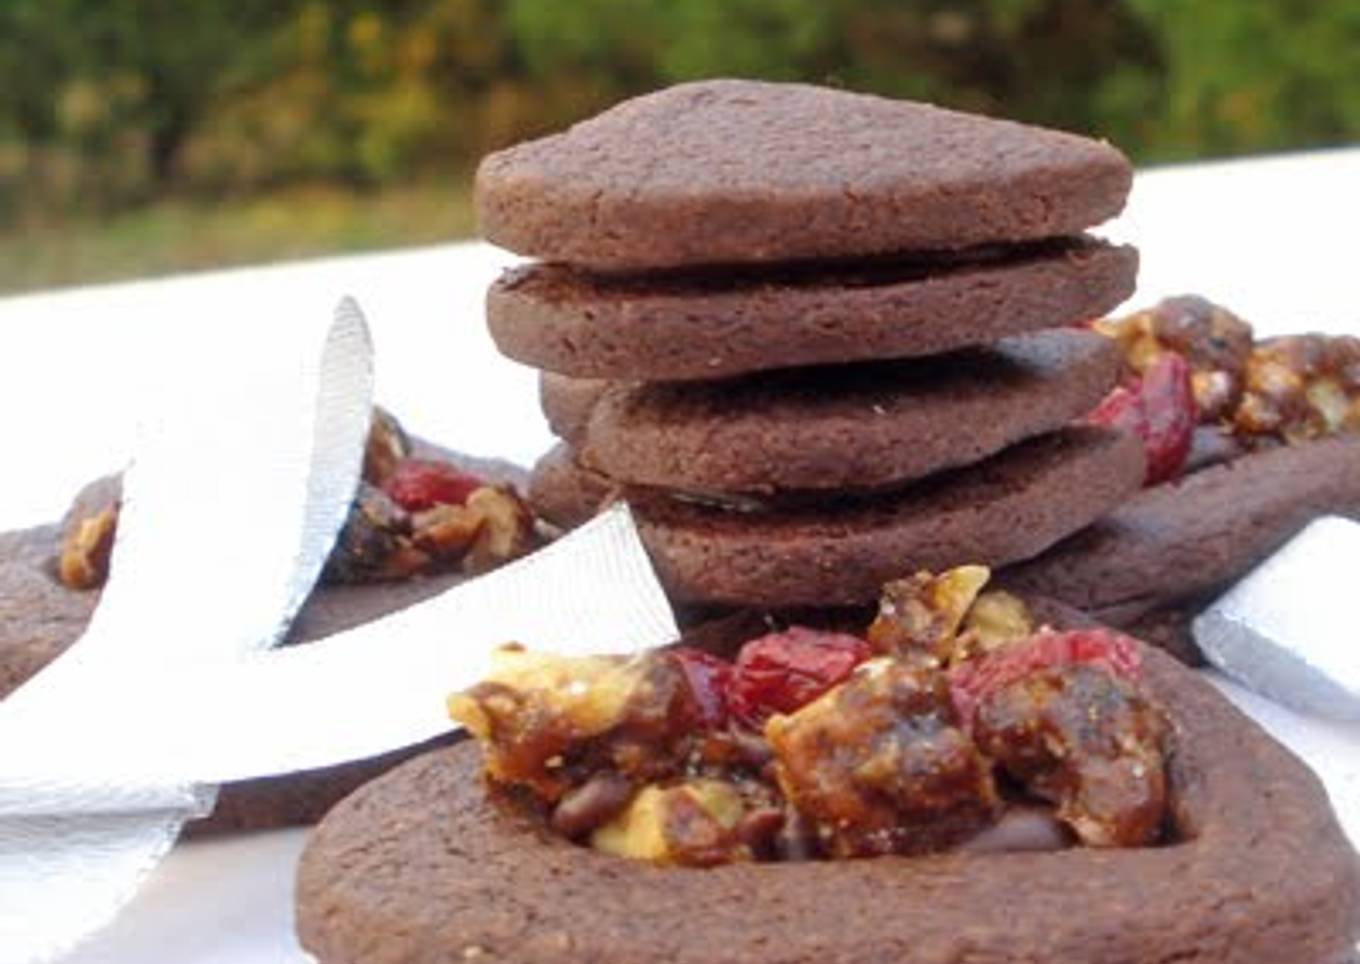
xmin=1 ymin=0 xmax=1357 ymax=293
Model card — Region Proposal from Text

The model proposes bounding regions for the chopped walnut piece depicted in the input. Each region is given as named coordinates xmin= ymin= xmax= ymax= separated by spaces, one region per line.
xmin=410 ymin=503 xmax=484 ymax=558
xmin=447 ymin=647 xmax=702 ymax=801
xmin=866 ymin=565 xmax=990 ymax=662
xmin=58 ymin=503 xmax=119 ymax=590
xmin=462 ymin=486 xmax=536 ymax=574
xmin=590 ymin=780 xmax=751 ymax=866
xmin=766 ymin=659 xmax=999 ymax=858
xmin=1234 ymin=335 xmax=1360 ymax=442
xmin=954 ymin=590 xmax=1035 ymax=660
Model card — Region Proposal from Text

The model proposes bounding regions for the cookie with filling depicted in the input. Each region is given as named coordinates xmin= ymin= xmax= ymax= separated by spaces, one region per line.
xmin=1001 ymin=435 xmax=1360 ymax=615
xmin=295 ymin=643 xmax=1360 ymax=964
xmin=477 ymin=79 xmax=1132 ymax=270
xmin=571 ymin=329 xmax=1119 ymax=493
xmin=492 ymin=239 xmax=1135 ymax=380
xmin=530 ymin=427 xmax=1144 ymax=607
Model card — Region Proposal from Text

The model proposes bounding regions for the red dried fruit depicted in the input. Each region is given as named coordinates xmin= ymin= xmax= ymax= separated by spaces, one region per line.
xmin=948 ymin=628 xmax=1142 ymax=731
xmin=1140 ymin=352 xmax=1197 ymax=483
xmin=383 ymin=459 xmax=486 ymax=511
xmin=668 ymin=647 xmax=732 ymax=730
xmin=1087 ymin=383 xmax=1145 ymax=437
xmin=728 ymin=627 xmax=872 ymax=727
xmin=1087 ymin=353 xmax=1195 ymax=485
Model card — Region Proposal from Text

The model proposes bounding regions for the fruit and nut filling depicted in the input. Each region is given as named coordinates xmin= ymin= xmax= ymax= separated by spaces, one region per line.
xmin=1088 ymin=295 xmax=1360 ymax=483
xmin=448 ymin=567 xmax=1171 ymax=866
xmin=56 ymin=406 xmax=538 ymax=590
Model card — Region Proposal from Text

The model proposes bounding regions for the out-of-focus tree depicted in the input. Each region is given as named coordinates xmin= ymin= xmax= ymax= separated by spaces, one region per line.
xmin=0 ymin=0 xmax=1356 ymax=226
xmin=12 ymin=0 xmax=289 ymax=180
xmin=183 ymin=0 xmax=518 ymax=190
xmin=657 ymin=0 xmax=838 ymax=81
xmin=1129 ymin=0 xmax=1360 ymax=158
xmin=500 ymin=0 xmax=1163 ymax=144
xmin=500 ymin=0 xmax=665 ymax=143
xmin=0 ymin=0 xmax=294 ymax=217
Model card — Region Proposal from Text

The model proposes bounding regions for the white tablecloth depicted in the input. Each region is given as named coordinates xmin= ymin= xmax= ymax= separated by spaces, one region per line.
xmin=1 ymin=148 xmax=1357 ymax=963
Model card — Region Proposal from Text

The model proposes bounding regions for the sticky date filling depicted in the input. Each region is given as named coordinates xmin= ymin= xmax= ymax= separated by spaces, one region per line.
xmin=488 ymin=724 xmax=1181 ymax=864
xmin=450 ymin=580 xmax=1174 ymax=868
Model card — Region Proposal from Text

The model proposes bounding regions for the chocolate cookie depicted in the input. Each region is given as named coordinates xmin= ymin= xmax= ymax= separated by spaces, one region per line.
xmin=195 ymin=732 xmax=461 ymax=835
xmin=490 ymin=239 xmax=1136 ymax=380
xmin=574 ymin=330 xmax=1119 ymax=493
xmin=296 ymin=644 xmax=1360 ymax=964
xmin=527 ymin=444 xmax=619 ymax=531
xmin=476 ymin=79 xmax=1132 ymax=270
xmin=1116 ymin=600 xmax=1209 ymax=668
xmin=0 ymin=526 xmax=98 ymax=699
xmin=530 ymin=427 xmax=1144 ymax=607
xmin=539 ymin=372 xmax=608 ymax=446
xmin=1001 ymin=435 xmax=1360 ymax=614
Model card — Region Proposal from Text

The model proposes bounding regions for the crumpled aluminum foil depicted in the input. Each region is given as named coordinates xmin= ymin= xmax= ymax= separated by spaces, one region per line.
xmin=1194 ymin=515 xmax=1360 ymax=720
xmin=0 ymin=299 xmax=677 ymax=963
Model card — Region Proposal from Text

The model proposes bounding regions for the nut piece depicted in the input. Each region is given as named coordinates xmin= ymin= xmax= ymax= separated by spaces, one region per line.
xmin=461 ymin=486 xmax=536 ymax=574
xmin=1235 ymin=335 xmax=1360 ymax=442
xmin=958 ymin=590 xmax=1035 ymax=656
xmin=58 ymin=503 xmax=120 ymax=590
xmin=866 ymin=565 xmax=991 ymax=662
xmin=411 ymin=503 xmax=484 ymax=559
xmin=590 ymin=780 xmax=749 ymax=866
xmin=447 ymin=646 xmax=701 ymax=801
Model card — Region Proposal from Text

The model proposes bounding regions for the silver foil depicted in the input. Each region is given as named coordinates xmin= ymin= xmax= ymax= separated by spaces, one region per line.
xmin=1194 ymin=515 xmax=1360 ymax=720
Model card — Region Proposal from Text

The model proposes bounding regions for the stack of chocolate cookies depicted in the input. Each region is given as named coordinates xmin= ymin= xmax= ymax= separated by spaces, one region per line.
xmin=476 ymin=80 xmax=1145 ymax=609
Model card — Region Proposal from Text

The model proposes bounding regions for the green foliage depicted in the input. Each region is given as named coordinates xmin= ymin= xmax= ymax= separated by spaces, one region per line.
xmin=1129 ymin=0 xmax=1360 ymax=158
xmin=0 ymin=0 xmax=1355 ymax=226
xmin=656 ymin=0 xmax=837 ymax=81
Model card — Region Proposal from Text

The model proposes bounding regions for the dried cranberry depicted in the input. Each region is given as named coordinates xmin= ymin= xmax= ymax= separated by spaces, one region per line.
xmin=668 ymin=647 xmax=732 ymax=729
xmin=1139 ymin=353 xmax=1197 ymax=484
xmin=728 ymin=627 xmax=872 ymax=727
xmin=948 ymin=628 xmax=1142 ymax=731
xmin=1087 ymin=383 xmax=1146 ymax=437
xmin=383 ymin=459 xmax=485 ymax=511
xmin=1086 ymin=353 xmax=1196 ymax=486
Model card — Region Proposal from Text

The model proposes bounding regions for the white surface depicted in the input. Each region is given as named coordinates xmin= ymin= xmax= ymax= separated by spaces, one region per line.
xmin=0 ymin=149 xmax=1357 ymax=963
xmin=58 ymin=830 xmax=310 ymax=964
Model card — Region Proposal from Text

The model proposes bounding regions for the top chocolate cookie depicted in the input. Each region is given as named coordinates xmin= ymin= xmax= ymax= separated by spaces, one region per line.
xmin=476 ymin=79 xmax=1132 ymax=270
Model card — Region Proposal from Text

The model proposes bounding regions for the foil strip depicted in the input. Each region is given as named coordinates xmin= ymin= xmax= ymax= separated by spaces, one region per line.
xmin=1195 ymin=516 xmax=1360 ymax=720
